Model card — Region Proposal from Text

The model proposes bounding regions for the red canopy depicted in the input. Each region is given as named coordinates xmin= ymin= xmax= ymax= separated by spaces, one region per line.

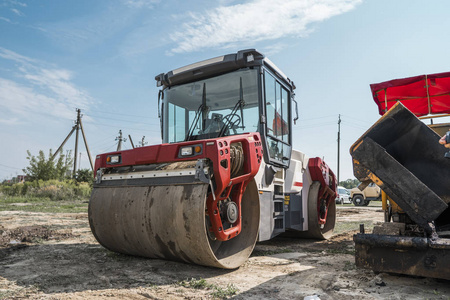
xmin=370 ymin=72 xmax=450 ymax=117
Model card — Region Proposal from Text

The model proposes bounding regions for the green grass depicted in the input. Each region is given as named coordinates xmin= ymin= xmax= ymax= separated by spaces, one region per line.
xmin=0 ymin=196 xmax=88 ymax=213
xmin=210 ymin=284 xmax=239 ymax=299
xmin=334 ymin=220 xmax=376 ymax=235
xmin=179 ymin=278 xmax=209 ymax=289
xmin=178 ymin=278 xmax=239 ymax=299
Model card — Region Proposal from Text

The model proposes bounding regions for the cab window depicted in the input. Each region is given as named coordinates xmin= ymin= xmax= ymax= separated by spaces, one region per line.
xmin=264 ymin=70 xmax=291 ymax=164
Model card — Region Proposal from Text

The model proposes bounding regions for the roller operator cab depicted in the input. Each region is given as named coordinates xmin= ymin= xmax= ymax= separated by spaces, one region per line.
xmin=89 ymin=49 xmax=337 ymax=269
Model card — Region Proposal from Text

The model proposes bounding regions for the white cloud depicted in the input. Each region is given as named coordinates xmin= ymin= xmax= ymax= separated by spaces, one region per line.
xmin=0 ymin=116 xmax=21 ymax=125
xmin=261 ymin=42 xmax=289 ymax=56
xmin=5 ymin=1 xmax=27 ymax=7
xmin=122 ymin=0 xmax=160 ymax=9
xmin=0 ymin=47 xmax=36 ymax=63
xmin=0 ymin=16 xmax=12 ymax=23
xmin=0 ymin=48 xmax=92 ymax=123
xmin=41 ymin=5 xmax=142 ymax=54
xmin=169 ymin=0 xmax=362 ymax=54
xmin=10 ymin=8 xmax=23 ymax=16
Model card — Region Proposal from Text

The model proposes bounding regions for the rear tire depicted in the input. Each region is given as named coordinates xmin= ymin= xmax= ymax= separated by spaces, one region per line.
xmin=290 ymin=181 xmax=336 ymax=240
xmin=353 ymin=195 xmax=365 ymax=206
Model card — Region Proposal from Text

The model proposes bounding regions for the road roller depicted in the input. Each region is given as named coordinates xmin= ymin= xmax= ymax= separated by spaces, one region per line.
xmin=88 ymin=49 xmax=337 ymax=269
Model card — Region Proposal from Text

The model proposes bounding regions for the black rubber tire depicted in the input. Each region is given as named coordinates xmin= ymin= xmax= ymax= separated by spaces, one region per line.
xmin=353 ymin=195 xmax=365 ymax=206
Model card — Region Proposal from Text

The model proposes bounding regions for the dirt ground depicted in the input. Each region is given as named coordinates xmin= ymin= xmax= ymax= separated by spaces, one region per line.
xmin=1 ymin=206 xmax=449 ymax=300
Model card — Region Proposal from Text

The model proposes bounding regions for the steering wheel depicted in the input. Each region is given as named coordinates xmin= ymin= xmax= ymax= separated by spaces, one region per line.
xmin=222 ymin=114 xmax=241 ymax=135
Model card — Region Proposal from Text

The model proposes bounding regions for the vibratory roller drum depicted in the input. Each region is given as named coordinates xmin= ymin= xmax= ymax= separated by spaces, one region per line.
xmin=88 ymin=133 xmax=263 ymax=269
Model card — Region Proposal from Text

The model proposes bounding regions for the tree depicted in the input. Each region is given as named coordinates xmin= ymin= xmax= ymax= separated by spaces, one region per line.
xmin=75 ymin=168 xmax=94 ymax=183
xmin=23 ymin=149 xmax=73 ymax=181
xmin=339 ymin=178 xmax=360 ymax=189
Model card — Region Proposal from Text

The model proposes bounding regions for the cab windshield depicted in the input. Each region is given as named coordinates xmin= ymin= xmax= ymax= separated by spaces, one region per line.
xmin=162 ymin=68 xmax=259 ymax=143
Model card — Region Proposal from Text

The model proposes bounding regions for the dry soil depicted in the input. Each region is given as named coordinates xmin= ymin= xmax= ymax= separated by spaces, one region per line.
xmin=0 ymin=206 xmax=449 ymax=299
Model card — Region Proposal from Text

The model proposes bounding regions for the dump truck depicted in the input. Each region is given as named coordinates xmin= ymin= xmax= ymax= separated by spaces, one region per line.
xmin=351 ymin=72 xmax=450 ymax=280
xmin=88 ymin=49 xmax=337 ymax=269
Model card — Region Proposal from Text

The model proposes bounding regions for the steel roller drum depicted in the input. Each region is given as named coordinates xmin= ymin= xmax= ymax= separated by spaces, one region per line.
xmin=88 ymin=180 xmax=260 ymax=269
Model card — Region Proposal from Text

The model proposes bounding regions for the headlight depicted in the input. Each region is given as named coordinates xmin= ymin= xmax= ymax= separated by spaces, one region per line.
xmin=180 ymin=147 xmax=193 ymax=156
xmin=179 ymin=145 xmax=202 ymax=157
xmin=107 ymin=155 xmax=121 ymax=164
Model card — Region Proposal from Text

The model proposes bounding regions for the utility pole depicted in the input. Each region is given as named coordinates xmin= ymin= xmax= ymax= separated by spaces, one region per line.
xmin=52 ymin=108 xmax=94 ymax=178
xmin=79 ymin=110 xmax=94 ymax=171
xmin=73 ymin=109 xmax=81 ymax=177
xmin=337 ymin=114 xmax=341 ymax=185
xmin=128 ymin=134 xmax=135 ymax=149
xmin=116 ymin=130 xmax=127 ymax=151
xmin=139 ymin=136 xmax=148 ymax=147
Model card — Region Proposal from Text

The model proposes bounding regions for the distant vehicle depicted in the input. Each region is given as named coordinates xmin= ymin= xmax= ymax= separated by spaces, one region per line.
xmin=336 ymin=186 xmax=351 ymax=204
xmin=350 ymin=182 xmax=381 ymax=206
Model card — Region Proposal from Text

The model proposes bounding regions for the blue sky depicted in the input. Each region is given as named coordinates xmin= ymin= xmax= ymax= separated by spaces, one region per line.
xmin=0 ymin=0 xmax=449 ymax=181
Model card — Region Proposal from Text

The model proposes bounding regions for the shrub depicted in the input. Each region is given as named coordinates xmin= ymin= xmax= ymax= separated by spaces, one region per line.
xmin=74 ymin=182 xmax=91 ymax=198
xmin=1 ymin=179 xmax=92 ymax=200
xmin=0 ymin=185 xmax=12 ymax=196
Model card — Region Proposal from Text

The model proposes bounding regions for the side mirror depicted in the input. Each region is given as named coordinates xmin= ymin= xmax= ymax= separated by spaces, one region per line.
xmin=292 ymin=97 xmax=299 ymax=125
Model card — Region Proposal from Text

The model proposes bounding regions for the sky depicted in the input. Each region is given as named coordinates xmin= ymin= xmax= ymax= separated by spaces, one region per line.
xmin=1 ymin=0 xmax=449 ymax=182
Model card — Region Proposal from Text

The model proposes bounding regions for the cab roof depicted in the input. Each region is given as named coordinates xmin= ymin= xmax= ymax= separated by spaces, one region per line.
xmin=155 ymin=49 xmax=295 ymax=91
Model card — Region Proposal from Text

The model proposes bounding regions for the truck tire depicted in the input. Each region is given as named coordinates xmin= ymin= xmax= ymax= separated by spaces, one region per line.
xmin=353 ymin=195 xmax=365 ymax=206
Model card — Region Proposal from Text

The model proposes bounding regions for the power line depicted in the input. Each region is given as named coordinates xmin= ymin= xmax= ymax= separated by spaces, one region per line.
xmin=52 ymin=108 xmax=94 ymax=176
xmin=341 ymin=137 xmax=360 ymax=143
xmin=84 ymin=114 xmax=159 ymax=126
xmin=341 ymin=114 xmax=374 ymax=126
xmin=297 ymin=114 xmax=336 ymax=122
xmin=83 ymin=121 xmax=160 ymax=133
xmin=341 ymin=121 xmax=368 ymax=130
xmin=88 ymin=133 xmax=119 ymax=148
xmin=294 ymin=121 xmax=337 ymax=130
xmin=0 ymin=163 xmax=21 ymax=170
xmin=0 ymin=167 xmax=21 ymax=174
xmin=99 ymin=142 xmax=119 ymax=153
xmin=87 ymin=109 xmax=156 ymax=119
